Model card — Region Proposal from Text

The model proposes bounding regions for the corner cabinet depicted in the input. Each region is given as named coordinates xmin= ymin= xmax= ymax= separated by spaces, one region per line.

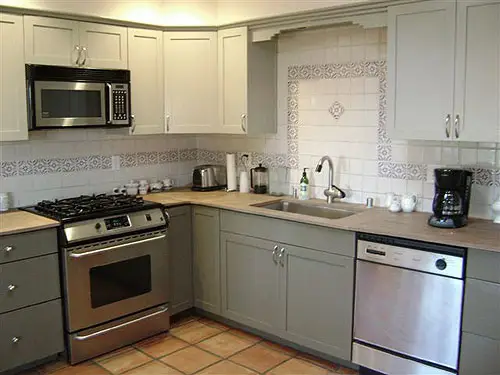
xmin=164 ymin=32 xmax=218 ymax=134
xmin=24 ymin=16 xmax=127 ymax=69
xmin=0 ymin=13 xmax=28 ymax=142
xmin=387 ymin=0 xmax=500 ymax=142
xmin=218 ymin=27 xmax=277 ymax=135
xmin=128 ymin=28 xmax=165 ymax=135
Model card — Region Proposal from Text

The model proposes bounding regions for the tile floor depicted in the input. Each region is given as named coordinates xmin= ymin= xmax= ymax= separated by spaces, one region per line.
xmin=22 ymin=315 xmax=358 ymax=375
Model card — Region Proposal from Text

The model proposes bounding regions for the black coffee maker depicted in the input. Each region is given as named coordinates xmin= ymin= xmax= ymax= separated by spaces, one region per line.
xmin=428 ymin=168 xmax=473 ymax=228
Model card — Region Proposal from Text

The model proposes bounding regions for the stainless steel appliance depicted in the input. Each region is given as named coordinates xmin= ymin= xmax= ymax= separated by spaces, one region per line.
xmin=26 ymin=64 xmax=131 ymax=129
xmin=429 ymin=168 xmax=473 ymax=228
xmin=21 ymin=195 xmax=169 ymax=364
xmin=192 ymin=164 xmax=227 ymax=191
xmin=352 ymin=233 xmax=465 ymax=375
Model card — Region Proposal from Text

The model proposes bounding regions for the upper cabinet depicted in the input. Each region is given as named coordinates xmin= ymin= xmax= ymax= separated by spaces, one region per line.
xmin=164 ymin=31 xmax=218 ymax=134
xmin=387 ymin=0 xmax=500 ymax=142
xmin=0 ymin=13 xmax=28 ymax=142
xmin=24 ymin=16 xmax=128 ymax=69
xmin=218 ymin=27 xmax=277 ymax=135
xmin=128 ymin=28 xmax=165 ymax=135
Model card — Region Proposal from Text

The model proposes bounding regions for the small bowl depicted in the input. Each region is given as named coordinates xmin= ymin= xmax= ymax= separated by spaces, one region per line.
xmin=126 ymin=187 xmax=138 ymax=196
xmin=151 ymin=182 xmax=163 ymax=191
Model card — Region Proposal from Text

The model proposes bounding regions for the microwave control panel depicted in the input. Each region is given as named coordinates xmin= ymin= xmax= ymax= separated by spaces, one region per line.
xmin=111 ymin=83 xmax=129 ymax=123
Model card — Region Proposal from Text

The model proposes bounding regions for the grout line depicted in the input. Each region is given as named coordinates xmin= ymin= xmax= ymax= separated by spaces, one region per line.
xmin=89 ymin=359 xmax=115 ymax=375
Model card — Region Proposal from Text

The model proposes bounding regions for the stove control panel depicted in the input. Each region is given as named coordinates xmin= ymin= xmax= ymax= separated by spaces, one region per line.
xmin=104 ymin=215 xmax=131 ymax=230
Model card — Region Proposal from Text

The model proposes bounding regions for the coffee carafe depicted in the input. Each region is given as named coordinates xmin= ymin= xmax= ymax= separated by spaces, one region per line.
xmin=250 ymin=163 xmax=268 ymax=194
xmin=428 ymin=168 xmax=472 ymax=228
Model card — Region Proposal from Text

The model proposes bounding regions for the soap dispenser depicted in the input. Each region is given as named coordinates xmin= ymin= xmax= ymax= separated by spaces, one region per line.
xmin=299 ymin=168 xmax=309 ymax=200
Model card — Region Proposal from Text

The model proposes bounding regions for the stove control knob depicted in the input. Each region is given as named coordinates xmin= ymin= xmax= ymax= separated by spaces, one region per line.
xmin=95 ymin=223 xmax=102 ymax=231
xmin=435 ymin=258 xmax=447 ymax=271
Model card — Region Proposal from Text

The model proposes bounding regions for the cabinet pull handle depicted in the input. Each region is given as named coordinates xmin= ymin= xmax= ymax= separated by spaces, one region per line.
xmin=445 ymin=114 xmax=451 ymax=138
xmin=241 ymin=114 xmax=247 ymax=132
xmin=74 ymin=45 xmax=81 ymax=65
xmin=11 ymin=337 xmax=20 ymax=344
xmin=130 ymin=114 xmax=136 ymax=133
xmin=80 ymin=47 xmax=87 ymax=66
xmin=272 ymin=245 xmax=278 ymax=264
xmin=278 ymin=248 xmax=285 ymax=267
xmin=454 ymin=115 xmax=460 ymax=139
xmin=8 ymin=284 xmax=16 ymax=292
xmin=4 ymin=245 xmax=13 ymax=253
xmin=165 ymin=115 xmax=171 ymax=133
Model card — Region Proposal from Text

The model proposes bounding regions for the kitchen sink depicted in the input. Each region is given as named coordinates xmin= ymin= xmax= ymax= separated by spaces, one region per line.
xmin=255 ymin=200 xmax=358 ymax=220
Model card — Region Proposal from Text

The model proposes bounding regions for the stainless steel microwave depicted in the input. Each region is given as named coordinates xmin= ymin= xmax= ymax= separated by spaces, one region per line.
xmin=26 ymin=65 xmax=131 ymax=129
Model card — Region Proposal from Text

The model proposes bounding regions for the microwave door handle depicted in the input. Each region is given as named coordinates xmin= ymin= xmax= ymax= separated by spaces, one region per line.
xmin=106 ymin=83 xmax=113 ymax=124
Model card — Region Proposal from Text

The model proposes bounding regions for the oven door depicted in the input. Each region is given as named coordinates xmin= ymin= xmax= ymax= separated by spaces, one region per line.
xmin=34 ymin=81 xmax=106 ymax=127
xmin=64 ymin=232 xmax=168 ymax=332
xmin=353 ymin=260 xmax=463 ymax=371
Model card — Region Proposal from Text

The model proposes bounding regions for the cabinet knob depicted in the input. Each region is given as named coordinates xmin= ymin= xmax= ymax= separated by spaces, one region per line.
xmin=4 ymin=245 xmax=14 ymax=253
xmin=11 ymin=337 xmax=20 ymax=344
xmin=7 ymin=284 xmax=16 ymax=292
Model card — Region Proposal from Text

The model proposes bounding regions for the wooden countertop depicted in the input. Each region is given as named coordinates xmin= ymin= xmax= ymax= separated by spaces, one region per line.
xmin=0 ymin=210 xmax=59 ymax=236
xmin=145 ymin=190 xmax=500 ymax=254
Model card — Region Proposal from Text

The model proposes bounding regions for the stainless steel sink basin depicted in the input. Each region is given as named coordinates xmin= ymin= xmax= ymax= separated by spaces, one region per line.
xmin=256 ymin=200 xmax=357 ymax=220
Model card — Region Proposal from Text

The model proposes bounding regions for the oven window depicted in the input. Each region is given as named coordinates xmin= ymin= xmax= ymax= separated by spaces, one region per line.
xmin=89 ymin=255 xmax=152 ymax=308
xmin=41 ymin=89 xmax=102 ymax=118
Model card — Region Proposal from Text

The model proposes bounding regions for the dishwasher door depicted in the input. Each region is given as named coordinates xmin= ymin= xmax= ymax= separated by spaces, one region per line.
xmin=353 ymin=259 xmax=463 ymax=370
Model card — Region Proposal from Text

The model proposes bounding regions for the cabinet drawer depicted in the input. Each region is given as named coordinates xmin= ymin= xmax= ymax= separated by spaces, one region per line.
xmin=0 ymin=229 xmax=57 ymax=264
xmin=0 ymin=299 xmax=64 ymax=373
xmin=463 ymin=278 xmax=500 ymax=340
xmin=0 ymin=253 xmax=61 ymax=314
xmin=467 ymin=249 xmax=500 ymax=284
xmin=460 ymin=332 xmax=500 ymax=375
xmin=221 ymin=210 xmax=355 ymax=257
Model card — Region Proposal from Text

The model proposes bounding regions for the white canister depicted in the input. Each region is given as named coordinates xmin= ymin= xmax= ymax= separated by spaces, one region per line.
xmin=492 ymin=198 xmax=500 ymax=224
xmin=239 ymin=171 xmax=250 ymax=193
xmin=0 ymin=193 xmax=11 ymax=212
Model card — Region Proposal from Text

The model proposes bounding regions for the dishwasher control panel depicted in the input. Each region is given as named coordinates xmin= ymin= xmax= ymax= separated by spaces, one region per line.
xmin=357 ymin=239 xmax=464 ymax=279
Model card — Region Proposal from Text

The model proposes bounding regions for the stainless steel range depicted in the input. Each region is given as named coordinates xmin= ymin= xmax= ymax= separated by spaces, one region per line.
xmin=22 ymin=194 xmax=170 ymax=364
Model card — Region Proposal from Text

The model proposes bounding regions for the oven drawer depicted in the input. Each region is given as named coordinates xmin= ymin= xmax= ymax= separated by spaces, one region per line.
xmin=0 ymin=229 xmax=57 ymax=265
xmin=0 ymin=299 xmax=64 ymax=373
xmin=0 ymin=253 xmax=61 ymax=314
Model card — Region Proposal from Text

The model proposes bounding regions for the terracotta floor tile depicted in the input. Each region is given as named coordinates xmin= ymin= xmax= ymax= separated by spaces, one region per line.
xmin=96 ymin=347 xmax=152 ymax=374
xmin=198 ymin=317 xmax=231 ymax=331
xmin=170 ymin=321 xmax=221 ymax=344
xmin=227 ymin=328 xmax=262 ymax=344
xmin=260 ymin=340 xmax=298 ymax=356
xmin=50 ymin=362 xmax=110 ymax=375
xmin=297 ymin=352 xmax=340 ymax=372
xmin=230 ymin=343 xmax=290 ymax=373
xmin=135 ymin=333 xmax=189 ymax=358
xmin=198 ymin=360 xmax=258 ymax=374
xmin=123 ymin=361 xmax=183 ymax=375
xmin=197 ymin=332 xmax=255 ymax=358
xmin=170 ymin=315 xmax=200 ymax=328
xmin=160 ymin=346 xmax=220 ymax=374
xmin=267 ymin=358 xmax=330 ymax=375
xmin=36 ymin=360 xmax=69 ymax=374
xmin=94 ymin=346 xmax=135 ymax=362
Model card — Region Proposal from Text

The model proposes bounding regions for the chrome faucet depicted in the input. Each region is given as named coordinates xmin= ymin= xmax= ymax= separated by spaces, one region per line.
xmin=315 ymin=156 xmax=346 ymax=204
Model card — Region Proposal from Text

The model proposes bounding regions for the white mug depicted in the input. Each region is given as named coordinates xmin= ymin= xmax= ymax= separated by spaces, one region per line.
xmin=0 ymin=193 xmax=11 ymax=212
xmin=163 ymin=178 xmax=174 ymax=188
xmin=401 ymin=194 xmax=417 ymax=213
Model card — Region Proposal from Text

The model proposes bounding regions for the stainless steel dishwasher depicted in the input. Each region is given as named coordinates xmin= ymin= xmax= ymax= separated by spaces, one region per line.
xmin=352 ymin=233 xmax=465 ymax=375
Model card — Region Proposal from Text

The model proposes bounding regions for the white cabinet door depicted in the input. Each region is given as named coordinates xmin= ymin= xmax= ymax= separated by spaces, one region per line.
xmin=454 ymin=1 xmax=500 ymax=142
xmin=24 ymin=16 xmax=80 ymax=66
xmin=128 ymin=28 xmax=164 ymax=135
xmin=79 ymin=22 xmax=128 ymax=69
xmin=387 ymin=2 xmax=457 ymax=140
xmin=0 ymin=14 xmax=28 ymax=141
xmin=218 ymin=27 xmax=248 ymax=134
xmin=164 ymin=31 xmax=217 ymax=134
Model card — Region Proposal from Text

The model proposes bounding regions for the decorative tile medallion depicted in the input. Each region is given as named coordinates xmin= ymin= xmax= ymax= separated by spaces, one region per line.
xmin=328 ymin=101 xmax=345 ymax=120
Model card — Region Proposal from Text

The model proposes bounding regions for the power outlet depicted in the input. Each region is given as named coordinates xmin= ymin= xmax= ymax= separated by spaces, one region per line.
xmin=111 ymin=155 xmax=120 ymax=171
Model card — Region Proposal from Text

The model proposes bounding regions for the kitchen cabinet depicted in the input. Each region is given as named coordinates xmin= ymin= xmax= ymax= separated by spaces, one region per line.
xmin=168 ymin=206 xmax=193 ymax=315
xmin=128 ymin=28 xmax=165 ymax=135
xmin=218 ymin=27 xmax=277 ymax=135
xmin=0 ymin=13 xmax=28 ymax=142
xmin=164 ymin=32 xmax=218 ymax=134
xmin=24 ymin=16 xmax=127 ymax=69
xmin=220 ymin=233 xmax=284 ymax=334
xmin=193 ymin=206 xmax=221 ymax=314
xmin=387 ymin=0 xmax=500 ymax=142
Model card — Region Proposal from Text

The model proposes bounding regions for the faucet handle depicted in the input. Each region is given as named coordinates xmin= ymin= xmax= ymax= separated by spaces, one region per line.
xmin=292 ymin=187 xmax=298 ymax=199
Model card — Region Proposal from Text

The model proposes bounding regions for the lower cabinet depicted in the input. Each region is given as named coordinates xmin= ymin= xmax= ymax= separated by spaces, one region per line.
xmin=460 ymin=332 xmax=500 ymax=375
xmin=168 ymin=206 xmax=193 ymax=315
xmin=193 ymin=206 xmax=221 ymax=314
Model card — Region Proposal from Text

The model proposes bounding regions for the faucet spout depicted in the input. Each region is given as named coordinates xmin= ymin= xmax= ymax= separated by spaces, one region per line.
xmin=315 ymin=156 xmax=346 ymax=204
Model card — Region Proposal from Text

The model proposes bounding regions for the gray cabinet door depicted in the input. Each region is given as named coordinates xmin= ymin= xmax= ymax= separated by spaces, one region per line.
xmin=168 ymin=206 xmax=193 ymax=315
xmin=0 ymin=229 xmax=57 ymax=264
xmin=281 ymin=245 xmax=354 ymax=360
xmin=460 ymin=332 xmax=500 ymax=375
xmin=220 ymin=232 xmax=283 ymax=334
xmin=192 ymin=206 xmax=221 ymax=314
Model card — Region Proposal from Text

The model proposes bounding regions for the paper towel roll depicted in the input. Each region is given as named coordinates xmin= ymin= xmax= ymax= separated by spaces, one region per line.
xmin=226 ymin=153 xmax=237 ymax=191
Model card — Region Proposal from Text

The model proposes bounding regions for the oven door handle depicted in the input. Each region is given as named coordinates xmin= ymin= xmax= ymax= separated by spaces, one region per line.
xmin=73 ymin=305 xmax=169 ymax=341
xmin=106 ymin=83 xmax=113 ymax=124
xmin=68 ymin=234 xmax=166 ymax=259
